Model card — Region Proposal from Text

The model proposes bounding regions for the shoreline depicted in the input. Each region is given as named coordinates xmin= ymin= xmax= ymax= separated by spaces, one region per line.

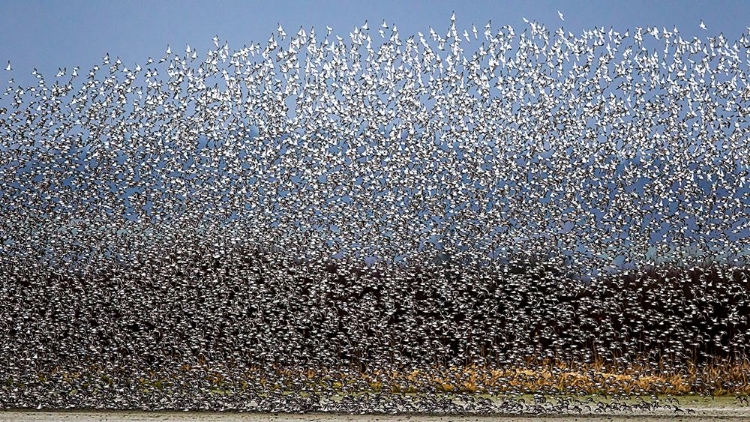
xmin=3 ymin=405 xmax=750 ymax=422
xmin=2 ymin=395 xmax=750 ymax=419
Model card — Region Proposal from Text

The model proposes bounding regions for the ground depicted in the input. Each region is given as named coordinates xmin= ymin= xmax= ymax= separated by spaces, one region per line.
xmin=3 ymin=398 xmax=750 ymax=422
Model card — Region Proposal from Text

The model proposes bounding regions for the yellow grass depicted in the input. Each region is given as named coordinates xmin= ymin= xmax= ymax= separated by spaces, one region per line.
xmin=21 ymin=357 xmax=750 ymax=398
xmin=242 ymin=358 xmax=750 ymax=396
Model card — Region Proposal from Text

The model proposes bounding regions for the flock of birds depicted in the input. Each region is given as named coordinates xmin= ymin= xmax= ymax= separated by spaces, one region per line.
xmin=1 ymin=15 xmax=750 ymax=412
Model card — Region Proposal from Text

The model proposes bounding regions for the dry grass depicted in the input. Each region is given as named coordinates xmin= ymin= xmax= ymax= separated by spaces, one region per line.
xmin=252 ymin=357 xmax=750 ymax=396
xmin=17 ymin=357 xmax=749 ymax=400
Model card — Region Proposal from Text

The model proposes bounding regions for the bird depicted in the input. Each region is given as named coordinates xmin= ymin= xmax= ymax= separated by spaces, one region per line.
xmin=700 ymin=20 xmax=707 ymax=30
xmin=0 ymin=11 xmax=748 ymax=414
xmin=4 ymin=60 xmax=10 ymax=71
xmin=558 ymin=10 xmax=565 ymax=21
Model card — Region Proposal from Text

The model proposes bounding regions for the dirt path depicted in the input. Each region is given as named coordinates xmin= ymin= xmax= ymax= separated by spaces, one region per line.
xmin=3 ymin=396 xmax=749 ymax=420
xmin=3 ymin=406 xmax=750 ymax=422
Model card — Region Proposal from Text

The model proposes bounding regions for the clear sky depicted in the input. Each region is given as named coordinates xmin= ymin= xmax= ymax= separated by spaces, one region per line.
xmin=2 ymin=0 xmax=749 ymax=85
xmin=2 ymin=0 xmax=749 ymax=272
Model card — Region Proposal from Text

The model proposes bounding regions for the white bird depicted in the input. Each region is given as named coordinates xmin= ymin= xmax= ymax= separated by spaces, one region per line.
xmin=699 ymin=20 xmax=706 ymax=30
xmin=1 ymin=16 xmax=746 ymax=407
xmin=4 ymin=61 xmax=10 ymax=71
xmin=558 ymin=10 xmax=565 ymax=21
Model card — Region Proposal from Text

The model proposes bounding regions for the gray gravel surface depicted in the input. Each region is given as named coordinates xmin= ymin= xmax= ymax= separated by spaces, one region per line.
xmin=3 ymin=406 xmax=750 ymax=422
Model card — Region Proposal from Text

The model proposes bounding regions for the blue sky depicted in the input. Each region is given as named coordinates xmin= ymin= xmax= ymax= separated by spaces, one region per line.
xmin=1 ymin=0 xmax=749 ymax=86
xmin=2 ymin=0 xmax=750 ymax=273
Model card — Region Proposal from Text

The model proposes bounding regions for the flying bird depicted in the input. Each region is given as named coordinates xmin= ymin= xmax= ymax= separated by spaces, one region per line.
xmin=0 ymin=13 xmax=746 ymax=413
